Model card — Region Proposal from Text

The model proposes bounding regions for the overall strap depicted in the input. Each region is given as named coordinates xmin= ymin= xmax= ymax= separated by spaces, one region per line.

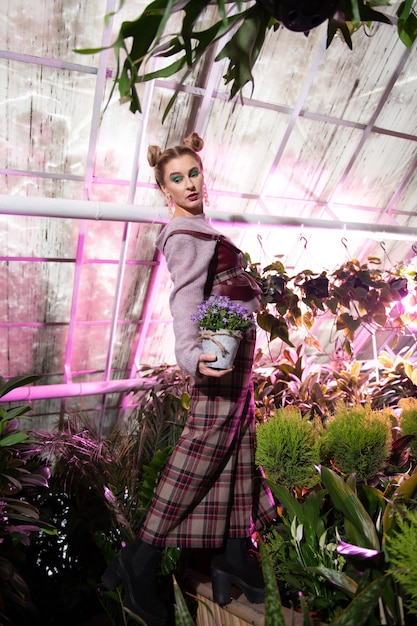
xmin=161 ymin=228 xmax=259 ymax=301
xmin=162 ymin=229 xmax=239 ymax=253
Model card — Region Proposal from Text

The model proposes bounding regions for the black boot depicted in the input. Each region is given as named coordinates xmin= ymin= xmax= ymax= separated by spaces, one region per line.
xmin=102 ymin=538 xmax=168 ymax=626
xmin=211 ymin=537 xmax=264 ymax=606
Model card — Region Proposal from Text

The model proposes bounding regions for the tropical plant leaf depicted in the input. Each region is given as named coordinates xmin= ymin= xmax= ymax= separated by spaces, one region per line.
xmin=0 ymin=374 xmax=40 ymax=399
xmin=0 ymin=432 xmax=28 ymax=447
xmin=330 ymin=574 xmax=390 ymax=626
xmin=309 ymin=565 xmax=358 ymax=594
xmin=0 ymin=405 xmax=32 ymax=421
xmin=318 ymin=466 xmax=380 ymax=550
xmin=397 ymin=6 xmax=417 ymax=49
xmin=216 ymin=3 xmax=271 ymax=98
xmin=266 ymin=480 xmax=304 ymax=521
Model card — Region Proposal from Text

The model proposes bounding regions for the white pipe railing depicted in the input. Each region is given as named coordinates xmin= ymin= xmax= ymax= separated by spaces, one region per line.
xmin=2 ymin=194 xmax=417 ymax=241
xmin=0 ymin=378 xmax=157 ymax=403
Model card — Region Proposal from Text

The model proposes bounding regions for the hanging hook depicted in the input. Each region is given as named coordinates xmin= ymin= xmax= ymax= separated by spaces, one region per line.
xmin=299 ymin=235 xmax=308 ymax=249
xmin=379 ymin=240 xmax=393 ymax=267
xmin=341 ymin=236 xmax=351 ymax=261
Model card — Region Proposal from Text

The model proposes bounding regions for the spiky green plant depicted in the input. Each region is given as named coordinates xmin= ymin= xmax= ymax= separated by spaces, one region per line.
xmin=398 ymin=397 xmax=417 ymax=459
xmin=385 ymin=507 xmax=417 ymax=618
xmin=320 ymin=402 xmax=393 ymax=481
xmin=255 ymin=406 xmax=322 ymax=489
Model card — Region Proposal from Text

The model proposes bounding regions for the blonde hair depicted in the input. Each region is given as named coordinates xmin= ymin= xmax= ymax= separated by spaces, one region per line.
xmin=147 ymin=132 xmax=204 ymax=188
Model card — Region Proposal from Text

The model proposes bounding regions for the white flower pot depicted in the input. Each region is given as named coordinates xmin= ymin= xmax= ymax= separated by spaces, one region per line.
xmin=201 ymin=330 xmax=242 ymax=369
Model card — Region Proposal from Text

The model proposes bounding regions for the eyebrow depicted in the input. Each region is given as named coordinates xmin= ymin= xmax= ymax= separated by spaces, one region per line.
xmin=169 ymin=167 xmax=199 ymax=176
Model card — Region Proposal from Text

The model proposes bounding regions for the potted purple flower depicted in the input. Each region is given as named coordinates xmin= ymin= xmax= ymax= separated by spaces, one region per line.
xmin=191 ymin=295 xmax=253 ymax=369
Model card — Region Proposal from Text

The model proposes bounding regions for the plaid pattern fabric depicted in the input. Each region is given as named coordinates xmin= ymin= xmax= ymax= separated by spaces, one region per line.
xmin=139 ymin=325 xmax=276 ymax=549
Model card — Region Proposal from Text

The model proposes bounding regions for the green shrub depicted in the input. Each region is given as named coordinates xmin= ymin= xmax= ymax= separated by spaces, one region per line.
xmin=321 ymin=402 xmax=392 ymax=481
xmin=399 ymin=397 xmax=417 ymax=459
xmin=255 ymin=407 xmax=322 ymax=489
xmin=386 ymin=507 xmax=417 ymax=618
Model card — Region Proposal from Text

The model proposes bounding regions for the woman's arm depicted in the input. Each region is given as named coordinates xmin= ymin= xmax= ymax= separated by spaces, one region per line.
xmin=164 ymin=232 xmax=215 ymax=375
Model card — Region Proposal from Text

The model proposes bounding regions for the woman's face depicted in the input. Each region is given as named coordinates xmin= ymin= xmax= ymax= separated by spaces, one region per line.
xmin=161 ymin=154 xmax=204 ymax=216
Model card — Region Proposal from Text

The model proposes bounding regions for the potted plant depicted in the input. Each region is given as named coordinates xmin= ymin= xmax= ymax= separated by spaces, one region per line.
xmin=191 ymin=294 xmax=253 ymax=369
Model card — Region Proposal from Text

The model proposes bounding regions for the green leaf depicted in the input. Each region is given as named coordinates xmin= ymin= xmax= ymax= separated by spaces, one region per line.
xmin=336 ymin=313 xmax=361 ymax=334
xmin=258 ymin=539 xmax=286 ymax=626
xmin=299 ymin=596 xmax=314 ymax=625
xmin=318 ymin=466 xmax=380 ymax=550
xmin=397 ymin=10 xmax=417 ymax=49
xmin=383 ymin=470 xmax=417 ymax=534
xmin=180 ymin=392 xmax=190 ymax=411
xmin=0 ymin=432 xmax=28 ymax=447
xmin=256 ymin=312 xmax=294 ymax=346
xmin=216 ymin=4 xmax=270 ymax=98
xmin=0 ymin=374 xmax=40 ymax=399
xmin=266 ymin=480 xmax=304 ymax=521
xmin=5 ymin=500 xmax=39 ymax=517
xmin=350 ymin=0 xmax=361 ymax=27
xmin=309 ymin=565 xmax=358 ymax=594
xmin=330 ymin=574 xmax=390 ymax=626
xmin=397 ymin=0 xmax=414 ymax=20
xmin=0 ymin=405 xmax=32 ymax=421
xmin=137 ymin=446 xmax=173 ymax=515
xmin=357 ymin=1 xmax=393 ymax=25
xmin=173 ymin=575 xmax=195 ymax=626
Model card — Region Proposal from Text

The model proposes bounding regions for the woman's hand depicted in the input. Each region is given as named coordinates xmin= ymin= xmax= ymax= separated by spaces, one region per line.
xmin=198 ymin=353 xmax=233 ymax=377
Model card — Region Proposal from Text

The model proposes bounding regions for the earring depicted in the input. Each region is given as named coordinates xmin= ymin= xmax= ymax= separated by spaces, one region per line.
xmin=203 ymin=183 xmax=210 ymax=207
xmin=166 ymin=194 xmax=174 ymax=218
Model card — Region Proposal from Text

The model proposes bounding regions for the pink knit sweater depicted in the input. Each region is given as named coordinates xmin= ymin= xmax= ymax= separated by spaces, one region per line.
xmin=156 ymin=214 xmax=258 ymax=377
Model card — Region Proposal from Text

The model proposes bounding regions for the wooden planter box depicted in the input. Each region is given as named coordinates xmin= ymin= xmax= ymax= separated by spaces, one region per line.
xmin=188 ymin=570 xmax=327 ymax=626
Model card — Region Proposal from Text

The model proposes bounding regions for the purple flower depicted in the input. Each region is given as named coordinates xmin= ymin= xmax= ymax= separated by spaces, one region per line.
xmin=191 ymin=295 xmax=253 ymax=332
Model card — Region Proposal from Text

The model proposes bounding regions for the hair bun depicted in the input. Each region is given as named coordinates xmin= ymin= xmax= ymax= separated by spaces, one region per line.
xmin=184 ymin=132 xmax=204 ymax=153
xmin=147 ymin=145 xmax=162 ymax=167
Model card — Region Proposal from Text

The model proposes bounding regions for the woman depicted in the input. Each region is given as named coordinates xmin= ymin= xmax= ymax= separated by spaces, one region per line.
xmin=102 ymin=133 xmax=276 ymax=625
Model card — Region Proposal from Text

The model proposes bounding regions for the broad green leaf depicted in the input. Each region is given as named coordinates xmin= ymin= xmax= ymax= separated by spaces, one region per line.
xmin=350 ymin=0 xmax=361 ymax=26
xmin=180 ymin=392 xmax=190 ymax=410
xmin=397 ymin=0 xmax=414 ymax=20
xmin=309 ymin=566 xmax=358 ymax=595
xmin=0 ymin=405 xmax=32 ymax=420
xmin=0 ymin=432 xmax=28 ymax=447
xmin=266 ymin=480 xmax=304 ymax=521
xmin=397 ymin=11 xmax=417 ymax=49
xmin=0 ymin=374 xmax=40 ymax=399
xmin=330 ymin=575 xmax=389 ymax=626
xmin=319 ymin=466 xmax=380 ymax=550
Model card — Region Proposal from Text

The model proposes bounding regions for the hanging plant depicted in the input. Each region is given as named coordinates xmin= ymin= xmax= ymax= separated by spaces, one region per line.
xmin=246 ymin=255 xmax=414 ymax=355
xmin=77 ymin=0 xmax=416 ymax=117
